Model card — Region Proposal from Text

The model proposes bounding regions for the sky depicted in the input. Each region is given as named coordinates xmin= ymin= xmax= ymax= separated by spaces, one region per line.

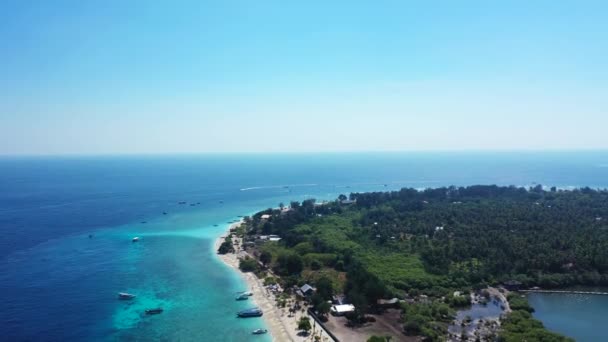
xmin=0 ymin=0 xmax=607 ymax=154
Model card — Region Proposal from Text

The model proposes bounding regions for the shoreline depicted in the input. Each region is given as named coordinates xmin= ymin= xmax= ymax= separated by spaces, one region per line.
xmin=213 ymin=220 xmax=300 ymax=342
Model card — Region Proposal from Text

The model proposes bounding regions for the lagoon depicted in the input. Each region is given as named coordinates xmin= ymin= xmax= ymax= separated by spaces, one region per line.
xmin=527 ymin=291 xmax=608 ymax=342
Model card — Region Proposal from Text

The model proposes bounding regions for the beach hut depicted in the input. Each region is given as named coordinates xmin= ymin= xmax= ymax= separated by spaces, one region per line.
xmin=296 ymin=284 xmax=315 ymax=298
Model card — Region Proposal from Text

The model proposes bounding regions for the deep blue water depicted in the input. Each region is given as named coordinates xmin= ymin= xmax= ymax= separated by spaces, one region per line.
xmin=1 ymin=152 xmax=607 ymax=341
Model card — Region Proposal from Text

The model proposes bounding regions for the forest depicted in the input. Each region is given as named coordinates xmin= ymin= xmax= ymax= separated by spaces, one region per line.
xmin=236 ymin=185 xmax=605 ymax=340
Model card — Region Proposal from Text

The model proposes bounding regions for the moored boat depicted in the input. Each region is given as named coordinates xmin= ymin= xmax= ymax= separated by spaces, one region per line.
xmin=252 ymin=329 xmax=267 ymax=335
xmin=237 ymin=307 xmax=263 ymax=317
xmin=118 ymin=292 xmax=136 ymax=300
xmin=132 ymin=237 xmax=140 ymax=242
xmin=145 ymin=308 xmax=163 ymax=315
xmin=236 ymin=293 xmax=249 ymax=300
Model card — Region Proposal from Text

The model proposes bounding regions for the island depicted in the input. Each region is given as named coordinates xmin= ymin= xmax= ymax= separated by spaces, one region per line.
xmin=218 ymin=185 xmax=608 ymax=341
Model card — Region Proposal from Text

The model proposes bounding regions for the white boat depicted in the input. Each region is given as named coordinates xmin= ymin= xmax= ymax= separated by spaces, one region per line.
xmin=237 ymin=291 xmax=253 ymax=296
xmin=132 ymin=237 xmax=140 ymax=242
xmin=236 ymin=293 xmax=249 ymax=300
xmin=252 ymin=329 xmax=267 ymax=335
xmin=118 ymin=292 xmax=136 ymax=300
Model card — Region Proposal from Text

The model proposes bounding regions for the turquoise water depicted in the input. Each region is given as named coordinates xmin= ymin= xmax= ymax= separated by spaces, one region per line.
xmin=1 ymin=152 xmax=608 ymax=340
xmin=527 ymin=291 xmax=608 ymax=341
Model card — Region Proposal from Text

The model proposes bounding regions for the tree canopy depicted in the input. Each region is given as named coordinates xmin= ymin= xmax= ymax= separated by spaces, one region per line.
xmin=244 ymin=185 xmax=603 ymax=341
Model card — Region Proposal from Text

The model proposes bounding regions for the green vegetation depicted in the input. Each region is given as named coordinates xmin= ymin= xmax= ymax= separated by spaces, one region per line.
xmin=400 ymin=301 xmax=453 ymax=341
xmin=310 ymin=275 xmax=334 ymax=318
xmin=367 ymin=336 xmax=392 ymax=342
xmin=276 ymin=251 xmax=303 ymax=275
xmin=497 ymin=294 xmax=572 ymax=341
xmin=359 ymin=252 xmax=440 ymax=293
xmin=242 ymin=185 xmax=608 ymax=341
xmin=238 ymin=257 xmax=258 ymax=272
xmin=263 ymin=276 xmax=277 ymax=286
xmin=507 ymin=293 xmax=534 ymax=313
xmin=297 ymin=316 xmax=312 ymax=334
xmin=217 ymin=235 xmax=234 ymax=254
xmin=499 ymin=310 xmax=573 ymax=342
xmin=446 ymin=293 xmax=470 ymax=308
xmin=259 ymin=250 xmax=272 ymax=266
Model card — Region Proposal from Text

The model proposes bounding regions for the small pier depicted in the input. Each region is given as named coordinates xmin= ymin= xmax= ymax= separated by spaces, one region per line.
xmin=521 ymin=289 xmax=608 ymax=296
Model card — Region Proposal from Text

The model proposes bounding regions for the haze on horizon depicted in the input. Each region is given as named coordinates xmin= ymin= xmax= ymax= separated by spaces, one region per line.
xmin=1 ymin=0 xmax=607 ymax=155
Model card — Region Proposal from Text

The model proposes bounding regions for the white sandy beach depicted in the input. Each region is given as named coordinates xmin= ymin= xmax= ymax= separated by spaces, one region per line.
xmin=214 ymin=221 xmax=334 ymax=342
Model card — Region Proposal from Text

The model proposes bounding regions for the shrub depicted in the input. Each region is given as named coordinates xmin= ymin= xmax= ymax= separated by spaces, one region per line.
xmin=507 ymin=294 xmax=534 ymax=313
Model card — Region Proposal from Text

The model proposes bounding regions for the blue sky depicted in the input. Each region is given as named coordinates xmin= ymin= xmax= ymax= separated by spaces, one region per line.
xmin=1 ymin=0 xmax=607 ymax=154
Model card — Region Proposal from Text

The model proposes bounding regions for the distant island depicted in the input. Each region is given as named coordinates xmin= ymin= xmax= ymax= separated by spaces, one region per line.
xmin=219 ymin=185 xmax=608 ymax=341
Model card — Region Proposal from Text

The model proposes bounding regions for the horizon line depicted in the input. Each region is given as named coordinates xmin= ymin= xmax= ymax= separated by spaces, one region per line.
xmin=1 ymin=148 xmax=608 ymax=158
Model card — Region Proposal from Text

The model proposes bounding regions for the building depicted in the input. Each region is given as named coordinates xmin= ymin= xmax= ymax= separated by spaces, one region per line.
xmin=259 ymin=234 xmax=281 ymax=242
xmin=330 ymin=304 xmax=355 ymax=316
xmin=268 ymin=234 xmax=281 ymax=242
xmin=377 ymin=298 xmax=400 ymax=308
xmin=301 ymin=284 xmax=314 ymax=295
xmin=296 ymin=284 xmax=315 ymax=298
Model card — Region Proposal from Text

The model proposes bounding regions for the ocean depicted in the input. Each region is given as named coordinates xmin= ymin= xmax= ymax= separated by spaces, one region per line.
xmin=1 ymin=152 xmax=607 ymax=341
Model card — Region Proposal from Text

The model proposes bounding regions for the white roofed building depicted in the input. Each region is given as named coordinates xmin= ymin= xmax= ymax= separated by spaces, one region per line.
xmin=330 ymin=304 xmax=355 ymax=316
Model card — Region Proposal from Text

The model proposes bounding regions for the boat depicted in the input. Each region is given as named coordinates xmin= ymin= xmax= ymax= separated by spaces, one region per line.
xmin=145 ymin=308 xmax=163 ymax=315
xmin=252 ymin=329 xmax=267 ymax=335
xmin=236 ymin=293 xmax=249 ymax=300
xmin=237 ymin=307 xmax=263 ymax=317
xmin=118 ymin=292 xmax=136 ymax=300
xmin=132 ymin=237 xmax=140 ymax=242
xmin=237 ymin=291 xmax=253 ymax=296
